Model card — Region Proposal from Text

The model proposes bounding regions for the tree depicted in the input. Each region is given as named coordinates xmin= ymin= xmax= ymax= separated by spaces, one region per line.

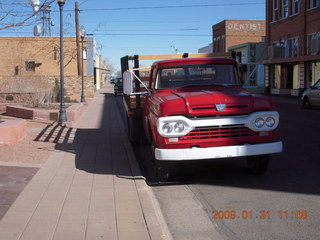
xmin=0 ymin=0 xmax=54 ymax=31
xmin=102 ymin=58 xmax=116 ymax=75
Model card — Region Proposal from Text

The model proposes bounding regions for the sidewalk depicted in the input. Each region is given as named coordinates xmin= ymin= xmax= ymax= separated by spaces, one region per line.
xmin=0 ymin=85 xmax=170 ymax=240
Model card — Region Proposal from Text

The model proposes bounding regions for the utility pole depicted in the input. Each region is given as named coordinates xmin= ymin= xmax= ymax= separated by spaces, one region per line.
xmin=75 ymin=1 xmax=81 ymax=76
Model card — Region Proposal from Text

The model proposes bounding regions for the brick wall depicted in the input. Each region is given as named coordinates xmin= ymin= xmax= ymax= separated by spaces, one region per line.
xmin=0 ymin=37 xmax=88 ymax=76
xmin=0 ymin=75 xmax=94 ymax=104
xmin=212 ymin=20 xmax=266 ymax=53
xmin=0 ymin=37 xmax=94 ymax=103
xmin=267 ymin=0 xmax=320 ymax=55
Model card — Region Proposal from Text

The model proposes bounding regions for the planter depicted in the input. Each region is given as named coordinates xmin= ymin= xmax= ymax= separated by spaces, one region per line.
xmin=0 ymin=119 xmax=27 ymax=146
xmin=5 ymin=102 xmax=88 ymax=124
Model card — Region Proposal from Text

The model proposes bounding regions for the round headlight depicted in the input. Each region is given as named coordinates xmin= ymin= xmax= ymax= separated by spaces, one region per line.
xmin=162 ymin=123 xmax=173 ymax=134
xmin=265 ymin=117 xmax=275 ymax=127
xmin=255 ymin=118 xmax=264 ymax=128
xmin=174 ymin=122 xmax=185 ymax=133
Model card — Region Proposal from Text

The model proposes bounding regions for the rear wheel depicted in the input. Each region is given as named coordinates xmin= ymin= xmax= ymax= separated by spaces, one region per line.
xmin=127 ymin=116 xmax=141 ymax=145
xmin=247 ymin=154 xmax=269 ymax=174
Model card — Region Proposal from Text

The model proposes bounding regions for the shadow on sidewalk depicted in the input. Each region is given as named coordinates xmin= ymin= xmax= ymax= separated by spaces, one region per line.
xmin=33 ymin=90 xmax=320 ymax=196
xmin=35 ymin=92 xmax=141 ymax=178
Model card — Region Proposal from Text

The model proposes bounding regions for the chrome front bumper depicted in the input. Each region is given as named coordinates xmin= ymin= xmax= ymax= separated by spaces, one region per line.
xmin=155 ymin=141 xmax=283 ymax=161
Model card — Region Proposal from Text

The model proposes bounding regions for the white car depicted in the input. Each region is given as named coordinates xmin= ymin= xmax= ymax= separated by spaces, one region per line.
xmin=302 ymin=79 xmax=320 ymax=109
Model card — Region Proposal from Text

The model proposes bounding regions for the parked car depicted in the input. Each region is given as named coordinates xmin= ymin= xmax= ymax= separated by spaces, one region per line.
xmin=110 ymin=78 xmax=116 ymax=84
xmin=302 ymin=79 xmax=320 ymax=109
xmin=114 ymin=78 xmax=123 ymax=96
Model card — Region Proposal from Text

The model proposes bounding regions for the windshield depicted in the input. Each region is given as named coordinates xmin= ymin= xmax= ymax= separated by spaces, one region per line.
xmin=115 ymin=78 xmax=123 ymax=83
xmin=155 ymin=63 xmax=239 ymax=90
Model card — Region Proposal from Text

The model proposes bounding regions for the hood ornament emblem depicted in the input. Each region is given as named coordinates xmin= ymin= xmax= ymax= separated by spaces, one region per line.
xmin=215 ymin=104 xmax=226 ymax=111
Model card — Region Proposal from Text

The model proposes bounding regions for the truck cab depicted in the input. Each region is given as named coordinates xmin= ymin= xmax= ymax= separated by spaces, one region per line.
xmin=122 ymin=55 xmax=282 ymax=181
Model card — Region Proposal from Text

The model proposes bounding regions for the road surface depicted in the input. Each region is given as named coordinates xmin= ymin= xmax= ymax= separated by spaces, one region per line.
xmin=115 ymin=94 xmax=320 ymax=240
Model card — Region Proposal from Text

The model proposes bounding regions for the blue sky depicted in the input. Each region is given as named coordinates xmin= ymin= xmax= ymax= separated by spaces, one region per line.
xmin=1 ymin=0 xmax=266 ymax=71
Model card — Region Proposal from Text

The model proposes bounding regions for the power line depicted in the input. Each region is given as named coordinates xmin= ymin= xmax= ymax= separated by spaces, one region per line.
xmin=91 ymin=28 xmax=200 ymax=32
xmin=0 ymin=2 xmax=265 ymax=14
xmin=94 ymin=33 xmax=211 ymax=37
xmin=0 ymin=31 xmax=211 ymax=37
xmin=91 ymin=18 xmax=265 ymax=23
xmin=78 ymin=3 xmax=265 ymax=12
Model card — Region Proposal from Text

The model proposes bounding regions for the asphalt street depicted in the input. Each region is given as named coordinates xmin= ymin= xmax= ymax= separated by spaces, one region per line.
xmin=115 ymin=94 xmax=320 ymax=240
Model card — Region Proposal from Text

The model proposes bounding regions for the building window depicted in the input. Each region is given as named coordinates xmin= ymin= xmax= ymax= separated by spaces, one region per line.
xmin=83 ymin=47 xmax=87 ymax=60
xmin=308 ymin=33 xmax=320 ymax=55
xmin=307 ymin=34 xmax=312 ymax=55
xmin=282 ymin=0 xmax=289 ymax=18
xmin=273 ymin=0 xmax=279 ymax=21
xmin=293 ymin=38 xmax=300 ymax=57
xmin=15 ymin=66 xmax=19 ymax=75
xmin=222 ymin=35 xmax=226 ymax=52
xmin=214 ymin=37 xmax=221 ymax=52
xmin=284 ymin=38 xmax=300 ymax=57
xmin=284 ymin=39 xmax=292 ymax=58
xmin=309 ymin=0 xmax=320 ymax=8
xmin=54 ymin=46 xmax=57 ymax=60
xmin=25 ymin=61 xmax=35 ymax=72
xmin=292 ymin=0 xmax=300 ymax=15
xmin=292 ymin=38 xmax=300 ymax=57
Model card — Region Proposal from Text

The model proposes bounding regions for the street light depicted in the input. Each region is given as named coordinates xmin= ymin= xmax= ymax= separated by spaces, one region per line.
xmin=57 ymin=0 xmax=67 ymax=122
xmin=171 ymin=45 xmax=178 ymax=54
xmin=79 ymin=25 xmax=86 ymax=102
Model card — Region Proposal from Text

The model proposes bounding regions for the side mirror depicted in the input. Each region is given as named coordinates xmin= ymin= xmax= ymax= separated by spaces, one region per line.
xmin=123 ymin=71 xmax=134 ymax=95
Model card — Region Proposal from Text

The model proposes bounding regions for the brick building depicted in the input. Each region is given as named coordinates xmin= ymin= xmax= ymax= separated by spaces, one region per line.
xmin=264 ymin=0 xmax=320 ymax=96
xmin=0 ymin=36 xmax=106 ymax=104
xmin=212 ymin=20 xmax=266 ymax=53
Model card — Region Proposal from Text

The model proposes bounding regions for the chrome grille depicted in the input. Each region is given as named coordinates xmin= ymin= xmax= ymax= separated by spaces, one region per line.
xmin=179 ymin=125 xmax=259 ymax=140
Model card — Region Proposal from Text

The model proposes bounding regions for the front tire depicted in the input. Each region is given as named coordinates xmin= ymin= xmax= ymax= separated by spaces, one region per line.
xmin=302 ymin=97 xmax=311 ymax=109
xmin=150 ymin=142 xmax=171 ymax=182
xmin=153 ymin=160 xmax=170 ymax=182
xmin=247 ymin=154 xmax=269 ymax=174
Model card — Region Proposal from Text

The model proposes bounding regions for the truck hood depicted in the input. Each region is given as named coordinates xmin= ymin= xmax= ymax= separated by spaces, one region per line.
xmin=153 ymin=87 xmax=273 ymax=117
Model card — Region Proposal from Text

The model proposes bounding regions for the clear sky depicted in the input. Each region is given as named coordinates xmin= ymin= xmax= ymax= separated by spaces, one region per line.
xmin=1 ymin=0 xmax=266 ymax=71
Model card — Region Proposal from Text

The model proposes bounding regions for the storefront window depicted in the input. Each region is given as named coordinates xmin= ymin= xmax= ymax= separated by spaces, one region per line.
xmin=292 ymin=65 xmax=299 ymax=89
xmin=312 ymin=62 xmax=320 ymax=85
xmin=274 ymin=65 xmax=281 ymax=88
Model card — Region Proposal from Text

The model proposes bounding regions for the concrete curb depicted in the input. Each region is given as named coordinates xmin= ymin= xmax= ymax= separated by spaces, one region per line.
xmin=121 ymin=131 xmax=173 ymax=240
xmin=112 ymin=91 xmax=172 ymax=240
xmin=0 ymin=161 xmax=42 ymax=168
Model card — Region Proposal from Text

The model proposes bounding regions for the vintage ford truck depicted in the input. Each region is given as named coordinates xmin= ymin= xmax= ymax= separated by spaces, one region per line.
xmin=121 ymin=53 xmax=283 ymax=181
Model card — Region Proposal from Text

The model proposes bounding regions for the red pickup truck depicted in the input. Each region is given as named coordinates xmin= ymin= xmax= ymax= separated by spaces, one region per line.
xmin=121 ymin=54 xmax=282 ymax=181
